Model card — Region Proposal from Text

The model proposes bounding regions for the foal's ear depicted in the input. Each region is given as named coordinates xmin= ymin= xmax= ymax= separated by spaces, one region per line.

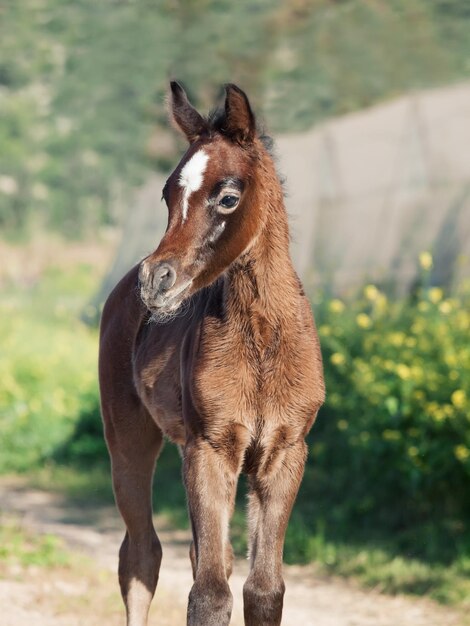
xmin=169 ymin=81 xmax=208 ymax=143
xmin=224 ymin=84 xmax=256 ymax=145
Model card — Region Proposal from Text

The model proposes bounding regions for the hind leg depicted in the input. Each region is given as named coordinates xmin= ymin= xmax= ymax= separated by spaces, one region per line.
xmin=104 ymin=403 xmax=163 ymax=626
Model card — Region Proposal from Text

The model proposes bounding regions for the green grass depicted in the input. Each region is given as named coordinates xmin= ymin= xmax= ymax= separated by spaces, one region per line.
xmin=0 ymin=522 xmax=70 ymax=569
xmin=285 ymin=525 xmax=470 ymax=606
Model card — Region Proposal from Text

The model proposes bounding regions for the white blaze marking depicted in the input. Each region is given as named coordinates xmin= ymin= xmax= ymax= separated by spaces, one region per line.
xmin=179 ymin=150 xmax=209 ymax=221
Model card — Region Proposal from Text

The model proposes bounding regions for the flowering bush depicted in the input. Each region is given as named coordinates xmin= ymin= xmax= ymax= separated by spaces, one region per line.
xmin=304 ymin=255 xmax=470 ymax=561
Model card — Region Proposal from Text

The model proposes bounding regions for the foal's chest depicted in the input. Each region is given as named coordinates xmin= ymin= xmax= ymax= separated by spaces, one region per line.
xmin=190 ymin=313 xmax=317 ymax=434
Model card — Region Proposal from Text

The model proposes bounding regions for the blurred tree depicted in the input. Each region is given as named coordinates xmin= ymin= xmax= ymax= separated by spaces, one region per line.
xmin=1 ymin=0 xmax=470 ymax=236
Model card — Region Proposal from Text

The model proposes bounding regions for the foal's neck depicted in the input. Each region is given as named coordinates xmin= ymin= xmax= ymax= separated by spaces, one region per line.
xmin=226 ymin=179 xmax=300 ymax=327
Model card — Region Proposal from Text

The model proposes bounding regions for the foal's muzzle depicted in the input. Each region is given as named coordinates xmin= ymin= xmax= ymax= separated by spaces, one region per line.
xmin=139 ymin=259 xmax=193 ymax=315
xmin=140 ymin=261 xmax=177 ymax=293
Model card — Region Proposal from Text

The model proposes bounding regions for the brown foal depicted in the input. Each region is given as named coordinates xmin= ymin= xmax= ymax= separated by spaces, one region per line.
xmin=99 ymin=82 xmax=325 ymax=626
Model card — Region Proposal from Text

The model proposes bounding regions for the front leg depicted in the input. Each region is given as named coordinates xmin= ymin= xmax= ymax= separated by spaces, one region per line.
xmin=244 ymin=439 xmax=308 ymax=626
xmin=183 ymin=434 xmax=243 ymax=626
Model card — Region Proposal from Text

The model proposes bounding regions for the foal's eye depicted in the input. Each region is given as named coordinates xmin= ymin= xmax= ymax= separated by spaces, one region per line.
xmin=215 ymin=187 xmax=241 ymax=214
xmin=219 ymin=195 xmax=239 ymax=208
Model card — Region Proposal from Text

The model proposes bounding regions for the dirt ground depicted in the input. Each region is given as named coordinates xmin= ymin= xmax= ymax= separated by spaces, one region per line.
xmin=0 ymin=477 xmax=465 ymax=626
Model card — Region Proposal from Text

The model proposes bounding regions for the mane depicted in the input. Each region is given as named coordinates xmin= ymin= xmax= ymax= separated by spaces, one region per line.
xmin=206 ymin=106 xmax=275 ymax=157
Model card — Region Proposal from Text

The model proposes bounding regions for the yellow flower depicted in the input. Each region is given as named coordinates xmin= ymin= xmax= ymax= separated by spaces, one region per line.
xmin=411 ymin=321 xmax=425 ymax=334
xmin=454 ymin=445 xmax=470 ymax=462
xmin=429 ymin=287 xmax=443 ymax=304
xmin=443 ymin=404 xmax=454 ymax=418
xmin=419 ymin=251 xmax=433 ymax=270
xmin=375 ymin=293 xmax=388 ymax=314
xmin=364 ymin=285 xmax=379 ymax=301
xmin=451 ymin=390 xmax=466 ymax=409
xmin=410 ymin=365 xmax=424 ymax=382
xmin=418 ymin=301 xmax=430 ymax=313
xmin=456 ymin=311 xmax=469 ymax=330
xmin=383 ymin=430 xmax=401 ymax=441
xmin=329 ymin=299 xmax=345 ymax=314
xmin=396 ymin=364 xmax=411 ymax=380
xmin=330 ymin=352 xmax=346 ymax=366
xmin=408 ymin=446 xmax=419 ymax=457
xmin=356 ymin=313 xmax=372 ymax=329
xmin=439 ymin=301 xmax=452 ymax=315
xmin=319 ymin=325 xmax=331 ymax=336
xmin=389 ymin=332 xmax=405 ymax=347
xmin=445 ymin=354 xmax=458 ymax=367
xmin=427 ymin=401 xmax=446 ymax=422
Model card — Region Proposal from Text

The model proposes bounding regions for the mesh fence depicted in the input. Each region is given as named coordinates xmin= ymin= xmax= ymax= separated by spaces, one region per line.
xmin=279 ymin=82 xmax=470 ymax=294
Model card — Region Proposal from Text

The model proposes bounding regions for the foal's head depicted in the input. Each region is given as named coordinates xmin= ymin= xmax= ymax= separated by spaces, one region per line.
xmin=139 ymin=82 xmax=275 ymax=318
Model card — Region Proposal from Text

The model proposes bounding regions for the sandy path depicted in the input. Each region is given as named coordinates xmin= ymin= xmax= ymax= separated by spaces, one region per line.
xmin=0 ymin=477 xmax=464 ymax=626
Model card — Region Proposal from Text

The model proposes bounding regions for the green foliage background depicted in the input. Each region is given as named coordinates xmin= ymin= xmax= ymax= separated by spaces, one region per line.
xmin=1 ymin=0 xmax=470 ymax=235
xmin=0 ymin=264 xmax=99 ymax=471
xmin=306 ymin=280 xmax=470 ymax=562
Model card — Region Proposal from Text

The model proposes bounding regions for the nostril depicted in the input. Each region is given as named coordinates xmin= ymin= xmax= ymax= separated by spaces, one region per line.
xmin=155 ymin=263 xmax=177 ymax=292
